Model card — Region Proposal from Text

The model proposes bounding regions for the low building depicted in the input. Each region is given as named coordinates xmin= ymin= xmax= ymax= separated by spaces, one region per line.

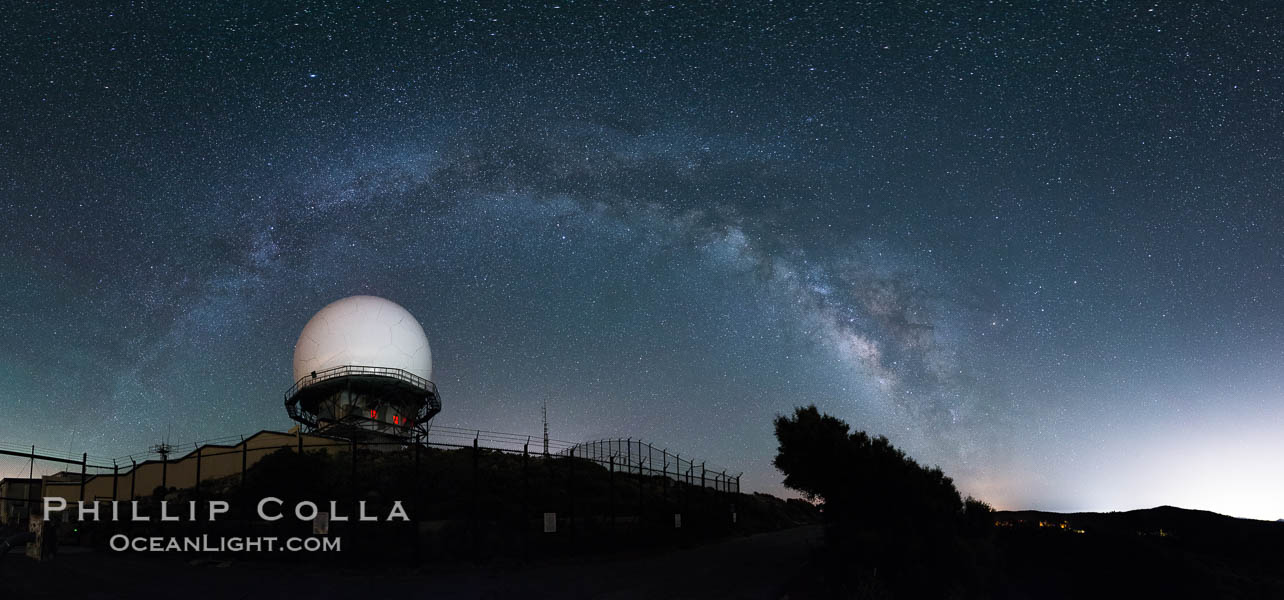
xmin=0 ymin=478 xmax=42 ymax=526
xmin=38 ymin=430 xmax=347 ymax=508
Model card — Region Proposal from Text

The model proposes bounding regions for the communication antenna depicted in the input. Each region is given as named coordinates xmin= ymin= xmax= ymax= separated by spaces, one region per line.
xmin=149 ymin=441 xmax=174 ymax=461
xmin=542 ymin=398 xmax=549 ymax=456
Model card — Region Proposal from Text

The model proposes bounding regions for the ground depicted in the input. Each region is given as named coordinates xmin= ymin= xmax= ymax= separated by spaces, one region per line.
xmin=1 ymin=525 xmax=822 ymax=599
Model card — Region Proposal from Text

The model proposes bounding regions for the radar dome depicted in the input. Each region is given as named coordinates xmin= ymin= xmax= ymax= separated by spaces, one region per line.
xmin=292 ymin=295 xmax=432 ymax=384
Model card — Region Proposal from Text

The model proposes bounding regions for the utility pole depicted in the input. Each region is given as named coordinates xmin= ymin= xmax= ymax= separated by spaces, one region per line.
xmin=542 ymin=398 xmax=550 ymax=456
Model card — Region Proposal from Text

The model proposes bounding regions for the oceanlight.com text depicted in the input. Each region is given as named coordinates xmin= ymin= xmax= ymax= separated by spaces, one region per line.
xmin=108 ymin=534 xmax=341 ymax=553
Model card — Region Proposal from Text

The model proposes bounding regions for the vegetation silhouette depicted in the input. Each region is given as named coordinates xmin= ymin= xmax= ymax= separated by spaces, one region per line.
xmin=773 ymin=405 xmax=995 ymax=598
xmin=774 ymin=406 xmax=1284 ymax=599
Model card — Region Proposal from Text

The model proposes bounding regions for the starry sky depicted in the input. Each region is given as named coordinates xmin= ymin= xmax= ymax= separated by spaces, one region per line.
xmin=2 ymin=2 xmax=1281 ymax=520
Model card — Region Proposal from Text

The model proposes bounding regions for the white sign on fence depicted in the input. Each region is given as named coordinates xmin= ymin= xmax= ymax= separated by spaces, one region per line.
xmin=543 ymin=512 xmax=557 ymax=533
xmin=313 ymin=511 xmax=330 ymax=535
xmin=674 ymin=513 xmax=682 ymax=529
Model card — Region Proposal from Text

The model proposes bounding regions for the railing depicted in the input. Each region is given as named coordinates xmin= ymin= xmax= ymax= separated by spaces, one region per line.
xmin=283 ymin=364 xmax=438 ymax=402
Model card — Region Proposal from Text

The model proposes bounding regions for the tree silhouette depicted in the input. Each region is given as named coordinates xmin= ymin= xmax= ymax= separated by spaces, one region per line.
xmin=773 ymin=405 xmax=964 ymax=533
xmin=771 ymin=405 xmax=853 ymax=504
xmin=773 ymin=405 xmax=989 ymax=596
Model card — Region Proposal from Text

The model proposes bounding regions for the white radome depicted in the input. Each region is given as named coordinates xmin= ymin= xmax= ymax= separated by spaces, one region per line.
xmin=292 ymin=295 xmax=433 ymax=384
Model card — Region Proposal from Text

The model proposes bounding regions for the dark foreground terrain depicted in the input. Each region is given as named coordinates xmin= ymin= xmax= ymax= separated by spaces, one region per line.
xmin=777 ymin=506 xmax=1284 ymax=599
xmin=6 ymin=506 xmax=1283 ymax=599
xmin=1 ymin=524 xmax=822 ymax=600
xmin=991 ymin=506 xmax=1284 ymax=599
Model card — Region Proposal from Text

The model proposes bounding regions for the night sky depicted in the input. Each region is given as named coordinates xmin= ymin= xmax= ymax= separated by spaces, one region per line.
xmin=2 ymin=2 xmax=1281 ymax=520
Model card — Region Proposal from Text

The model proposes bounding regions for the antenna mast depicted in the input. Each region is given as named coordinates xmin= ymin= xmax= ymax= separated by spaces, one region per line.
xmin=150 ymin=442 xmax=174 ymax=461
xmin=542 ymin=398 xmax=549 ymax=456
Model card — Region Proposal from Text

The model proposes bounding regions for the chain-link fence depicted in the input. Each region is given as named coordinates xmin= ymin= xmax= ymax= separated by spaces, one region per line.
xmin=0 ymin=428 xmax=791 ymax=563
xmin=0 ymin=442 xmax=118 ymax=527
xmin=566 ymin=438 xmax=740 ymax=493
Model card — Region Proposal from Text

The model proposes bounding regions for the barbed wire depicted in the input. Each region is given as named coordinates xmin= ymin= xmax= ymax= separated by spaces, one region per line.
xmin=0 ymin=440 xmax=115 ymax=466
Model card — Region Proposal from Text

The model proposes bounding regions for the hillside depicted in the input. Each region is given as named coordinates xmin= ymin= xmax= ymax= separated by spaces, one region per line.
xmin=61 ymin=446 xmax=819 ymax=565
xmin=992 ymin=506 xmax=1284 ymax=598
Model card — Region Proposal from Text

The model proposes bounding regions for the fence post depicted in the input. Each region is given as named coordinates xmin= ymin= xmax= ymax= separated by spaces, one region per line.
xmin=701 ymin=464 xmax=708 ymax=525
xmin=522 ymin=442 xmax=529 ymax=563
xmin=471 ymin=436 xmax=479 ymax=560
xmin=161 ymin=449 xmax=168 ymax=490
xmin=112 ymin=461 xmax=119 ymax=501
xmin=413 ymin=437 xmax=421 ymax=488
xmin=545 ymin=442 xmax=554 ymax=547
xmin=675 ymin=454 xmax=683 ymax=530
xmin=638 ymin=456 xmax=645 ymax=527
xmin=626 ymin=438 xmax=631 ymax=474
xmin=609 ymin=455 xmax=616 ymax=531
xmin=350 ymin=438 xmax=357 ymax=515
xmin=195 ymin=446 xmax=203 ymax=497
xmin=413 ymin=438 xmax=421 ymax=565
xmin=662 ymin=450 xmax=669 ymax=505
xmin=28 ymin=445 xmax=34 ymax=479
xmin=683 ymin=464 xmax=689 ymax=532
xmin=568 ymin=447 xmax=576 ymax=544
xmin=130 ymin=458 xmax=136 ymax=499
xmin=721 ymin=470 xmax=728 ymax=524
xmin=79 ymin=452 xmax=87 ymax=503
